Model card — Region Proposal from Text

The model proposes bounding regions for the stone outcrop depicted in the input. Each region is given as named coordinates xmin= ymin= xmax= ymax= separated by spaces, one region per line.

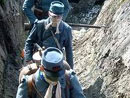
xmin=74 ymin=0 xmax=130 ymax=97
xmin=0 ymin=0 xmax=24 ymax=98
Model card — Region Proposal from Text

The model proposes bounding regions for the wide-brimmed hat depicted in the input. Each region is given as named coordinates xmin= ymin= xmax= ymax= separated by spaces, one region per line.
xmin=41 ymin=47 xmax=65 ymax=77
xmin=49 ymin=1 xmax=64 ymax=16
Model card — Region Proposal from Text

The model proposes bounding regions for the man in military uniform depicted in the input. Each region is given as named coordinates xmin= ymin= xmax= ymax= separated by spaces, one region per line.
xmin=25 ymin=1 xmax=73 ymax=68
xmin=23 ymin=0 xmax=71 ymax=25
xmin=16 ymin=47 xmax=86 ymax=98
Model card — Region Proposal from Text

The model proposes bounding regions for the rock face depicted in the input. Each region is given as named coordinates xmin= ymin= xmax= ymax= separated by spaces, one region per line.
xmin=0 ymin=0 xmax=24 ymax=98
xmin=74 ymin=0 xmax=130 ymax=97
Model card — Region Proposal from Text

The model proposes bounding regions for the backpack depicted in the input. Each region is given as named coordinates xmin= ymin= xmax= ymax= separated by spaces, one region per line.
xmin=19 ymin=61 xmax=71 ymax=98
xmin=19 ymin=60 xmax=71 ymax=83
xmin=27 ymin=71 xmax=71 ymax=98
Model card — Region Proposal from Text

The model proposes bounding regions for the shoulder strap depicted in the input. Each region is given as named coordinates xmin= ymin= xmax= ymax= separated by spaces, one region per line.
xmin=27 ymin=74 xmax=44 ymax=98
xmin=27 ymin=75 xmax=34 ymax=98
xmin=50 ymin=30 xmax=62 ymax=50
xmin=64 ymin=71 xmax=71 ymax=98
xmin=39 ymin=24 xmax=55 ymax=44
xmin=65 ymin=71 xmax=71 ymax=88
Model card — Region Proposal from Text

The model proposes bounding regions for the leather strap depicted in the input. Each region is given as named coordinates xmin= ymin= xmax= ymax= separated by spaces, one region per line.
xmin=27 ymin=74 xmax=44 ymax=98
xmin=27 ymin=75 xmax=34 ymax=98
xmin=50 ymin=29 xmax=62 ymax=50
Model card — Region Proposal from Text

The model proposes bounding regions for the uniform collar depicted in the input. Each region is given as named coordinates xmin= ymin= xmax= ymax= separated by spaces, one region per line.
xmin=45 ymin=18 xmax=64 ymax=32
xmin=38 ymin=69 xmax=66 ymax=88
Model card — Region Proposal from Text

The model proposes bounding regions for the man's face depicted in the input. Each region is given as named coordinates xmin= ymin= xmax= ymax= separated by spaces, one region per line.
xmin=49 ymin=12 xmax=63 ymax=24
xmin=51 ymin=15 xmax=62 ymax=23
